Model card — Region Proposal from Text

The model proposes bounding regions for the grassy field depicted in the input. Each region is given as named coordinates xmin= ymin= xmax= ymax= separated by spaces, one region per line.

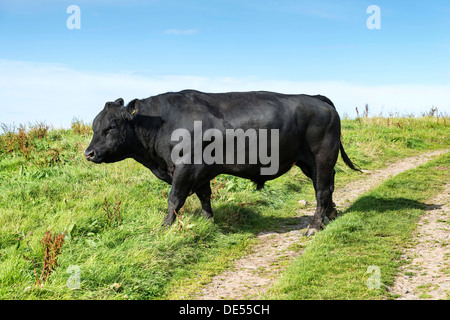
xmin=0 ymin=114 xmax=448 ymax=299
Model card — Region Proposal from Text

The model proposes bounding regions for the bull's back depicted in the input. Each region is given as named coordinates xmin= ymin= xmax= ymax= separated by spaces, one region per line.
xmin=159 ymin=90 xmax=336 ymax=129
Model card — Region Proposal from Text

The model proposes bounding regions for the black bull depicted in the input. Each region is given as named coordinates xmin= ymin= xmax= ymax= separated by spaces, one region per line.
xmin=85 ymin=90 xmax=360 ymax=236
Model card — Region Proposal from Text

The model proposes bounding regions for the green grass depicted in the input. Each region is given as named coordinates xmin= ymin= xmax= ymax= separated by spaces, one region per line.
xmin=0 ymin=116 xmax=449 ymax=299
xmin=264 ymin=152 xmax=449 ymax=300
xmin=340 ymin=115 xmax=449 ymax=170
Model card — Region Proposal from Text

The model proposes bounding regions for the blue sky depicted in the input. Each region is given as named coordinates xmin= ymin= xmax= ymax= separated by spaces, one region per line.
xmin=1 ymin=0 xmax=449 ymax=127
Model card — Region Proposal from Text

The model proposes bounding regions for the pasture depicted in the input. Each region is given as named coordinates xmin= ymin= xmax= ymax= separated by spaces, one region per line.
xmin=0 ymin=113 xmax=449 ymax=299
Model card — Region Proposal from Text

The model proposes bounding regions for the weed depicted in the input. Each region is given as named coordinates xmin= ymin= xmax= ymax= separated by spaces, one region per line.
xmin=47 ymin=148 xmax=61 ymax=166
xmin=355 ymin=105 xmax=369 ymax=125
xmin=211 ymin=178 xmax=227 ymax=199
xmin=30 ymin=147 xmax=62 ymax=167
xmin=355 ymin=107 xmax=362 ymax=125
xmin=35 ymin=231 xmax=65 ymax=286
xmin=28 ymin=122 xmax=50 ymax=140
xmin=174 ymin=208 xmax=195 ymax=232
xmin=0 ymin=124 xmax=33 ymax=157
xmin=71 ymin=118 xmax=91 ymax=136
xmin=103 ymin=196 xmax=122 ymax=227
xmin=422 ymin=107 xmax=439 ymax=118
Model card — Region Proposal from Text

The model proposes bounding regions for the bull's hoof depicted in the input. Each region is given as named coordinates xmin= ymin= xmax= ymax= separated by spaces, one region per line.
xmin=327 ymin=208 xmax=338 ymax=220
xmin=201 ymin=210 xmax=214 ymax=221
xmin=162 ymin=216 xmax=176 ymax=227
xmin=303 ymin=221 xmax=325 ymax=236
xmin=303 ymin=227 xmax=319 ymax=237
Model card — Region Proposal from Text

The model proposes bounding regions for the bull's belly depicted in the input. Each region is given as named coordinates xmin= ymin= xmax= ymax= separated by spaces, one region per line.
xmin=221 ymin=157 xmax=297 ymax=179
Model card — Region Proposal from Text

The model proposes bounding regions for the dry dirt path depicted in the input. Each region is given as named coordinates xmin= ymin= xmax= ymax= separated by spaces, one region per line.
xmin=391 ymin=183 xmax=449 ymax=300
xmin=195 ymin=149 xmax=448 ymax=300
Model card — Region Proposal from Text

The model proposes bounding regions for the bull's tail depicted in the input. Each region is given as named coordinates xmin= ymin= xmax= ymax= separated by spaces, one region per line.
xmin=340 ymin=142 xmax=362 ymax=172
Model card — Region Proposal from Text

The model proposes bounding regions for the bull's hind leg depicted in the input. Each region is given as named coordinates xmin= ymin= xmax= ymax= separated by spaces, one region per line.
xmin=304 ymin=147 xmax=339 ymax=236
xmin=326 ymin=169 xmax=338 ymax=220
xmin=195 ymin=182 xmax=214 ymax=221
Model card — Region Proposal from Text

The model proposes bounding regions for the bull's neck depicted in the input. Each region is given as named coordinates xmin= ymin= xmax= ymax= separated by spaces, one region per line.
xmin=131 ymin=124 xmax=157 ymax=164
xmin=131 ymin=123 xmax=172 ymax=184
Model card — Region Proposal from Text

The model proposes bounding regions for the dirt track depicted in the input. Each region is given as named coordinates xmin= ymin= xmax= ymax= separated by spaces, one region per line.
xmin=194 ymin=149 xmax=448 ymax=300
xmin=391 ymin=183 xmax=449 ymax=300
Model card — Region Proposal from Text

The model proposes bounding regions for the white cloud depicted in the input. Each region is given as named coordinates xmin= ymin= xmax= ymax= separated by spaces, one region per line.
xmin=0 ymin=59 xmax=449 ymax=128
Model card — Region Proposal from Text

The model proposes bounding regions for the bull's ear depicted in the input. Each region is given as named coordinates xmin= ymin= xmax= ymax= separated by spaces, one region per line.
xmin=114 ymin=98 xmax=124 ymax=106
xmin=123 ymin=99 xmax=139 ymax=121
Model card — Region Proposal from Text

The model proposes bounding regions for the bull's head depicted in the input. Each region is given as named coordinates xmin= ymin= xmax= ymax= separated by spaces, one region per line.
xmin=84 ymin=98 xmax=139 ymax=163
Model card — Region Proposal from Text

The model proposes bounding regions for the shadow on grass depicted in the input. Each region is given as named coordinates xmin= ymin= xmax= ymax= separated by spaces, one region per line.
xmin=212 ymin=202 xmax=312 ymax=235
xmin=344 ymin=196 xmax=428 ymax=214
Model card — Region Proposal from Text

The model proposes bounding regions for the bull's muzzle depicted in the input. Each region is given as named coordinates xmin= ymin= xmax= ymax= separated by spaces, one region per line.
xmin=84 ymin=149 xmax=95 ymax=161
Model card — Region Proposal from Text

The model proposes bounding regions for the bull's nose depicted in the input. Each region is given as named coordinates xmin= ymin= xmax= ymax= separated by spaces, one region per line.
xmin=84 ymin=149 xmax=95 ymax=160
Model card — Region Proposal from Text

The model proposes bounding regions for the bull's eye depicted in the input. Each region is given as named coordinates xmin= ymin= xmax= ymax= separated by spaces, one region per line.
xmin=104 ymin=126 xmax=115 ymax=135
xmin=103 ymin=120 xmax=117 ymax=136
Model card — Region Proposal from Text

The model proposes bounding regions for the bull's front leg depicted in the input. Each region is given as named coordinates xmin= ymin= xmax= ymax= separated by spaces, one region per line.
xmin=162 ymin=166 xmax=194 ymax=226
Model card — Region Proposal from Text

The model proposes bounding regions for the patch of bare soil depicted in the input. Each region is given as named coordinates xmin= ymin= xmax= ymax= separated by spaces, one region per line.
xmin=194 ymin=149 xmax=448 ymax=300
xmin=391 ymin=183 xmax=449 ymax=300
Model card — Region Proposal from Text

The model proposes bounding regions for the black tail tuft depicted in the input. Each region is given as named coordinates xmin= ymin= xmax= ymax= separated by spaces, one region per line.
xmin=340 ymin=142 xmax=362 ymax=172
